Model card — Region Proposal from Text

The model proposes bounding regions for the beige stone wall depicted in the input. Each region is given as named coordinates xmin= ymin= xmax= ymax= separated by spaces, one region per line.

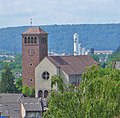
xmin=60 ymin=70 xmax=69 ymax=85
xmin=35 ymin=57 xmax=57 ymax=97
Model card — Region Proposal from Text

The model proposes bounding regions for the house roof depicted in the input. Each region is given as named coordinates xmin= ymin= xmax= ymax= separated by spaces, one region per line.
xmin=47 ymin=55 xmax=97 ymax=75
xmin=22 ymin=27 xmax=48 ymax=35
xmin=0 ymin=103 xmax=21 ymax=118
xmin=21 ymin=97 xmax=42 ymax=111
xmin=0 ymin=93 xmax=23 ymax=103
xmin=0 ymin=94 xmax=23 ymax=118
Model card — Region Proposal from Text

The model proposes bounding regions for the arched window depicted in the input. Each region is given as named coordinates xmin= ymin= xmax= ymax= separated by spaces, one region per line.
xmin=44 ymin=90 xmax=48 ymax=98
xmin=34 ymin=37 xmax=37 ymax=43
xmin=24 ymin=37 xmax=27 ymax=44
xmin=28 ymin=37 xmax=30 ymax=43
xmin=38 ymin=90 xmax=43 ymax=98
xmin=44 ymin=38 xmax=47 ymax=44
xmin=31 ymin=37 xmax=33 ymax=43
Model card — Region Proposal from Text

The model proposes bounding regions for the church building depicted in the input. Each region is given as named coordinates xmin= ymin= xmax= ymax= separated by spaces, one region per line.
xmin=22 ymin=26 xmax=97 ymax=98
xmin=35 ymin=55 xmax=97 ymax=98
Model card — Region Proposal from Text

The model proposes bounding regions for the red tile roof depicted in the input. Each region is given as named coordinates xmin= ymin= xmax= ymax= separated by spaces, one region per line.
xmin=47 ymin=55 xmax=97 ymax=75
xmin=22 ymin=27 xmax=48 ymax=34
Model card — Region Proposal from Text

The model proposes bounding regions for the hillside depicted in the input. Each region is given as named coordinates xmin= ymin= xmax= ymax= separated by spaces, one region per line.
xmin=0 ymin=24 xmax=120 ymax=54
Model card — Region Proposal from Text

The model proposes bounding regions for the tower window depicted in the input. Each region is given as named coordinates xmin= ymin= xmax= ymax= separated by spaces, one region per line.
xmin=41 ymin=37 xmax=47 ymax=44
xmin=24 ymin=37 xmax=27 ymax=44
xmin=44 ymin=38 xmax=47 ymax=44
xmin=34 ymin=37 xmax=37 ymax=43
xmin=28 ymin=37 xmax=30 ymax=43
xmin=41 ymin=37 xmax=44 ymax=44
xmin=31 ymin=37 xmax=33 ymax=43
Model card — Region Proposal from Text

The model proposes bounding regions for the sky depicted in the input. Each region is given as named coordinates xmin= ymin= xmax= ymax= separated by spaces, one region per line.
xmin=0 ymin=0 xmax=120 ymax=28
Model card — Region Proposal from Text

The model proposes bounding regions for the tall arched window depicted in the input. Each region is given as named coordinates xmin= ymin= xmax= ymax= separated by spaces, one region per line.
xmin=34 ymin=37 xmax=37 ymax=43
xmin=38 ymin=90 xmax=43 ymax=98
xmin=28 ymin=37 xmax=30 ymax=43
xmin=44 ymin=90 xmax=48 ymax=98
xmin=31 ymin=37 xmax=33 ymax=43
xmin=24 ymin=37 xmax=27 ymax=44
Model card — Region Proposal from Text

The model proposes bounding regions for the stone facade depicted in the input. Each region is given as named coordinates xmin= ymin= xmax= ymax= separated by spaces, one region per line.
xmin=35 ymin=57 xmax=57 ymax=98
xmin=35 ymin=57 xmax=82 ymax=98
xmin=35 ymin=55 xmax=97 ymax=98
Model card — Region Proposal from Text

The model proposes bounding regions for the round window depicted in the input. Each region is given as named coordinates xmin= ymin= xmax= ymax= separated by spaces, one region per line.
xmin=29 ymin=63 xmax=33 ymax=66
xmin=29 ymin=78 xmax=33 ymax=82
xmin=42 ymin=71 xmax=50 ymax=80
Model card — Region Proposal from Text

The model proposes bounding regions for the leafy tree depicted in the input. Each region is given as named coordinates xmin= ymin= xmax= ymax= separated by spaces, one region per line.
xmin=107 ymin=45 xmax=120 ymax=68
xmin=51 ymin=75 xmax=65 ymax=93
xmin=15 ymin=77 xmax=22 ymax=93
xmin=43 ymin=66 xmax=120 ymax=118
xmin=22 ymin=85 xmax=35 ymax=97
xmin=81 ymin=65 xmax=120 ymax=118
xmin=90 ymin=54 xmax=99 ymax=62
xmin=0 ymin=64 xmax=16 ymax=93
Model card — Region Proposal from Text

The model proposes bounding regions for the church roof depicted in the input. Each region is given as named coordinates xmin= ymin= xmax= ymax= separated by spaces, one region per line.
xmin=47 ymin=55 xmax=97 ymax=75
xmin=22 ymin=27 xmax=48 ymax=35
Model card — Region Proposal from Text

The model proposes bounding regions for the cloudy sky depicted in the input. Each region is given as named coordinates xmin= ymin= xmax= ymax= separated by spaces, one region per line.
xmin=0 ymin=0 xmax=120 ymax=28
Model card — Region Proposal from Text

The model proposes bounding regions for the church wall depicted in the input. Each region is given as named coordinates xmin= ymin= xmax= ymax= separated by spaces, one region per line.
xmin=60 ymin=70 xmax=69 ymax=85
xmin=35 ymin=57 xmax=57 ymax=97
xmin=69 ymin=75 xmax=82 ymax=85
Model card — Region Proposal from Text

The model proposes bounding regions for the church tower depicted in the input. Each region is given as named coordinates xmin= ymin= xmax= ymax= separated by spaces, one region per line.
xmin=22 ymin=27 xmax=48 ymax=88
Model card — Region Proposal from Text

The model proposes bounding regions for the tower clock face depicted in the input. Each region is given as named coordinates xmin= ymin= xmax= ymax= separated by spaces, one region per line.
xmin=28 ymin=48 xmax=35 ymax=56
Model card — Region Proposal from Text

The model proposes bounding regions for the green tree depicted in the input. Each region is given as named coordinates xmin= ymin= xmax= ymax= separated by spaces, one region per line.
xmin=43 ymin=66 xmax=120 ymax=118
xmin=90 ymin=54 xmax=99 ymax=62
xmin=22 ymin=85 xmax=35 ymax=97
xmin=0 ymin=64 xmax=16 ymax=93
xmin=15 ymin=77 xmax=22 ymax=93
xmin=51 ymin=75 xmax=65 ymax=93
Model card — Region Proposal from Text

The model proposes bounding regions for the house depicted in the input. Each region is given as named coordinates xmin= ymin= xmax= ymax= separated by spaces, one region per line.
xmin=0 ymin=93 xmax=23 ymax=118
xmin=21 ymin=98 xmax=42 ymax=118
xmin=0 ymin=94 xmax=44 ymax=118
xmin=35 ymin=55 xmax=97 ymax=98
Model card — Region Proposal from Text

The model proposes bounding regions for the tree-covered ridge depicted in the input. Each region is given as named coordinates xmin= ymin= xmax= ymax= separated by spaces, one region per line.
xmin=0 ymin=24 xmax=120 ymax=53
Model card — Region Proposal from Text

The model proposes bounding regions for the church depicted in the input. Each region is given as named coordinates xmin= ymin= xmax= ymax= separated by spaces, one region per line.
xmin=22 ymin=26 xmax=97 ymax=98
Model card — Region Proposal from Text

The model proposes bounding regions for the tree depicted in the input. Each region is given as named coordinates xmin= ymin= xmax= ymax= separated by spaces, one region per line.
xmin=81 ymin=65 xmax=120 ymax=118
xmin=90 ymin=54 xmax=99 ymax=62
xmin=51 ymin=75 xmax=65 ymax=93
xmin=43 ymin=66 xmax=120 ymax=118
xmin=22 ymin=85 xmax=35 ymax=97
xmin=0 ymin=64 xmax=16 ymax=93
xmin=15 ymin=77 xmax=22 ymax=93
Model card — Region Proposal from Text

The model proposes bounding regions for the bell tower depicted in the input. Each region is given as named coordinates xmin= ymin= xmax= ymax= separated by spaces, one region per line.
xmin=22 ymin=27 xmax=48 ymax=88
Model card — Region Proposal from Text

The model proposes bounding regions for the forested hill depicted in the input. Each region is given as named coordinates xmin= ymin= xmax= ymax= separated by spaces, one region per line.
xmin=0 ymin=24 xmax=120 ymax=54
